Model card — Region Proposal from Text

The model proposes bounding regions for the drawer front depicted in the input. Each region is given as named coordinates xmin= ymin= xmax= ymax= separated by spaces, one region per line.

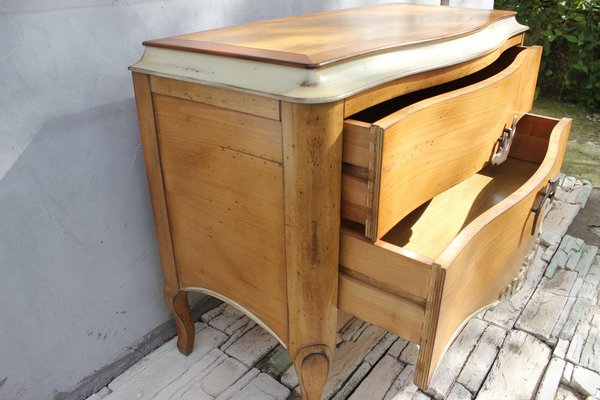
xmin=338 ymin=114 xmax=571 ymax=388
xmin=342 ymin=45 xmax=543 ymax=241
xmin=420 ymin=115 xmax=571 ymax=387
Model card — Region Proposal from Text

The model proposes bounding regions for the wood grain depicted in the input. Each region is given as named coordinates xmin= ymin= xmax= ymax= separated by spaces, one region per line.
xmin=344 ymin=34 xmax=525 ymax=116
xmin=154 ymin=94 xmax=289 ymax=343
xmin=150 ymin=75 xmax=280 ymax=121
xmin=339 ymin=228 xmax=434 ymax=305
xmin=342 ymin=46 xmax=542 ymax=240
xmin=132 ymin=72 xmax=196 ymax=355
xmin=153 ymin=94 xmax=282 ymax=163
xmin=132 ymin=73 xmax=180 ymax=291
xmin=338 ymin=273 xmax=426 ymax=344
xmin=281 ymin=101 xmax=343 ymax=398
xmin=415 ymin=115 xmax=572 ymax=387
xmin=143 ymin=4 xmax=515 ymax=68
xmin=341 ymin=174 xmax=371 ymax=224
xmin=382 ymin=158 xmax=541 ymax=260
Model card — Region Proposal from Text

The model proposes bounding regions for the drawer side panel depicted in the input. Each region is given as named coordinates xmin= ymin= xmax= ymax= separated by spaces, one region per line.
xmin=338 ymin=273 xmax=426 ymax=344
xmin=339 ymin=230 xmax=434 ymax=304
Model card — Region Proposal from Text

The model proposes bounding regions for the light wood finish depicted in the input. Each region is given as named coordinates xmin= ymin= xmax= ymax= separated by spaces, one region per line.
xmin=338 ymin=274 xmax=426 ymax=343
xmin=132 ymin=72 xmax=195 ymax=354
xmin=382 ymin=158 xmax=541 ymax=259
xmin=344 ymin=33 xmax=525 ymax=116
xmin=154 ymin=94 xmax=282 ymax=163
xmin=419 ymin=116 xmax=572 ymax=386
xmin=163 ymin=286 xmax=195 ymax=355
xmin=341 ymin=45 xmax=543 ymax=240
xmin=340 ymin=173 xmax=372 ymax=225
xmin=509 ymin=113 xmax=562 ymax=164
xmin=281 ymin=102 xmax=343 ymax=400
xmin=150 ymin=75 xmax=280 ymax=121
xmin=144 ymin=4 xmax=514 ymax=68
xmin=339 ymin=114 xmax=571 ymax=388
xmin=340 ymin=229 xmax=434 ymax=305
xmin=153 ymin=93 xmax=289 ymax=343
xmin=132 ymin=7 xmax=570 ymax=397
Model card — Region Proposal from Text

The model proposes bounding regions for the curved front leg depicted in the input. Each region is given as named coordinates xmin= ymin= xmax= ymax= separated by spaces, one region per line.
xmin=281 ymin=101 xmax=343 ymax=400
xmin=164 ymin=286 xmax=195 ymax=355
xmin=293 ymin=345 xmax=333 ymax=400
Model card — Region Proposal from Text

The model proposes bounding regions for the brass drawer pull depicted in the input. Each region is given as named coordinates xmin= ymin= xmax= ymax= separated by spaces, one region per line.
xmin=491 ymin=114 xmax=518 ymax=165
xmin=531 ymin=174 xmax=560 ymax=235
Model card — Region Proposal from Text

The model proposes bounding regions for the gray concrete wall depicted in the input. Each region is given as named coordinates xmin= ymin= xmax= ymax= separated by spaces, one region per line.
xmin=0 ymin=1 xmax=491 ymax=399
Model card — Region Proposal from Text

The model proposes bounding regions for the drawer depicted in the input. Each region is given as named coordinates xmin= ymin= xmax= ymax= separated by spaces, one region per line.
xmin=338 ymin=113 xmax=571 ymax=387
xmin=341 ymin=45 xmax=542 ymax=241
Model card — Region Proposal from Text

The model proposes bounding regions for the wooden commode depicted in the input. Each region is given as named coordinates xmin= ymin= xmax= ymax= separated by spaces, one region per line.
xmin=130 ymin=4 xmax=572 ymax=398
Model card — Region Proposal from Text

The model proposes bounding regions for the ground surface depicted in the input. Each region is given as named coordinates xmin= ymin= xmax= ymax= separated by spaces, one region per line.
xmin=532 ymin=98 xmax=600 ymax=186
xmin=88 ymin=177 xmax=599 ymax=400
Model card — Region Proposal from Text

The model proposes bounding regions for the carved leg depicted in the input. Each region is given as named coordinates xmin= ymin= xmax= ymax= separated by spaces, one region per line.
xmin=293 ymin=345 xmax=333 ymax=399
xmin=164 ymin=286 xmax=195 ymax=355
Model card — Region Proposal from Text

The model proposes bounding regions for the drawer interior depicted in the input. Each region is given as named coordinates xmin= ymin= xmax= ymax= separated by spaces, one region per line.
xmin=380 ymin=158 xmax=538 ymax=260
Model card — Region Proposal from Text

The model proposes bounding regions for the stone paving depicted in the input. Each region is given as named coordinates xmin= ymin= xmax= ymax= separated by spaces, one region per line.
xmin=88 ymin=177 xmax=599 ymax=400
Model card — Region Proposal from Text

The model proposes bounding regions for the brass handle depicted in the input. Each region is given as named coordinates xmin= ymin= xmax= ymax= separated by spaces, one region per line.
xmin=531 ymin=175 xmax=560 ymax=235
xmin=491 ymin=115 xmax=518 ymax=165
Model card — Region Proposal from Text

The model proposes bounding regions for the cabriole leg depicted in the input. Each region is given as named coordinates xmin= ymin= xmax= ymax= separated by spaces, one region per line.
xmin=164 ymin=286 xmax=195 ymax=355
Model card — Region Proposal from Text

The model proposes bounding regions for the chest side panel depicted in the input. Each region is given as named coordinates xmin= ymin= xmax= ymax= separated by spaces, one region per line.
xmin=153 ymin=93 xmax=288 ymax=343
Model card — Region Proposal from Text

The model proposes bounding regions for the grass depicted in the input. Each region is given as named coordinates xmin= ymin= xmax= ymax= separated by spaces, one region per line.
xmin=531 ymin=97 xmax=600 ymax=186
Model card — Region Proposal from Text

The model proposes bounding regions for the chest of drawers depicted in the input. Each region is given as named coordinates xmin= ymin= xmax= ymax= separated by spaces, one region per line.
xmin=130 ymin=4 xmax=571 ymax=398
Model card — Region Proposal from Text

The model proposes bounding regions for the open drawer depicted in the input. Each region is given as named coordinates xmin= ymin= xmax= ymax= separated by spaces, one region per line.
xmin=341 ymin=45 xmax=543 ymax=241
xmin=338 ymin=114 xmax=571 ymax=388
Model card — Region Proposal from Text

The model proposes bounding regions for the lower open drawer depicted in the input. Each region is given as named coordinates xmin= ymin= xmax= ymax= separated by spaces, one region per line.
xmin=337 ymin=113 xmax=571 ymax=388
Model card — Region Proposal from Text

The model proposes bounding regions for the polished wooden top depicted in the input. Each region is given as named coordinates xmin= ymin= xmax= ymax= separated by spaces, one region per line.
xmin=143 ymin=4 xmax=515 ymax=68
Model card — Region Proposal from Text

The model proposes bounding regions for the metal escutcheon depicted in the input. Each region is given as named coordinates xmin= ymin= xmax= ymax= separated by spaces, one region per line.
xmin=491 ymin=114 xmax=518 ymax=165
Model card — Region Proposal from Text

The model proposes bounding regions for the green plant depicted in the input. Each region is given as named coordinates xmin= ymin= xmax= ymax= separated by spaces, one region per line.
xmin=496 ymin=0 xmax=600 ymax=110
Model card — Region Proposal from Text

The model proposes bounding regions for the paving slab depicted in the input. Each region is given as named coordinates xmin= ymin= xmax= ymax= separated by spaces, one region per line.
xmin=571 ymin=366 xmax=600 ymax=397
xmin=158 ymin=348 xmax=227 ymax=400
xmin=457 ymin=323 xmax=507 ymax=394
xmin=322 ymin=325 xmax=387 ymax=399
xmin=223 ymin=324 xmax=278 ymax=367
xmin=555 ymin=385 xmax=581 ymax=400
xmin=364 ymin=333 xmax=398 ymax=366
xmin=535 ymin=357 xmax=565 ymax=400
xmin=228 ymin=373 xmax=290 ymax=400
xmin=562 ymin=362 xmax=574 ymax=385
xmin=566 ymin=312 xmax=594 ymax=364
xmin=446 ymin=383 xmax=472 ymax=400
xmin=477 ymin=331 xmax=551 ymax=400
xmin=387 ymin=337 xmax=409 ymax=359
xmin=106 ymin=326 xmax=227 ymax=399
xmin=426 ymin=318 xmax=488 ymax=399
xmin=579 ymin=313 xmax=600 ymax=373
xmin=384 ymin=364 xmax=419 ymax=400
xmin=484 ymin=247 xmax=548 ymax=329
xmin=200 ymin=356 xmax=249 ymax=397
xmin=331 ymin=362 xmax=372 ymax=400
xmin=348 ymin=356 xmax=403 ymax=400
xmin=215 ymin=368 xmax=260 ymax=400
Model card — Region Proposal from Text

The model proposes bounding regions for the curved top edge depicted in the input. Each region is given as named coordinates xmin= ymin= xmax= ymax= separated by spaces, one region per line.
xmin=130 ymin=16 xmax=527 ymax=104
xmin=143 ymin=4 xmax=516 ymax=69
